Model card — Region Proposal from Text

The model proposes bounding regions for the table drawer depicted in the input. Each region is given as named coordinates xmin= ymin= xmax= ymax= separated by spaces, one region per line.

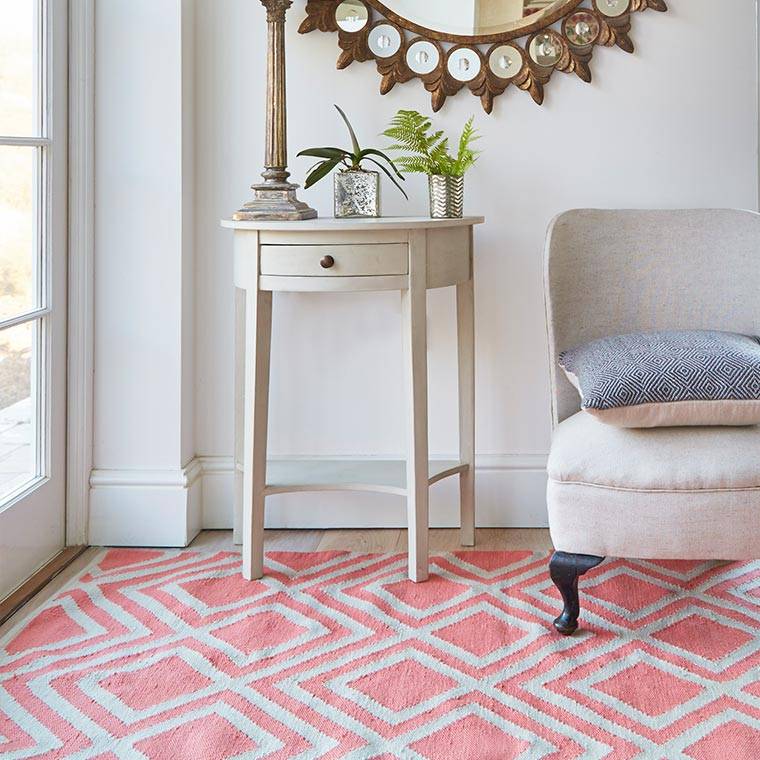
xmin=260 ymin=244 xmax=408 ymax=277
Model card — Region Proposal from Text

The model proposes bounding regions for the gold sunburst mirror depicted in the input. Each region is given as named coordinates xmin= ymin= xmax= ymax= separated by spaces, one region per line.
xmin=299 ymin=0 xmax=667 ymax=113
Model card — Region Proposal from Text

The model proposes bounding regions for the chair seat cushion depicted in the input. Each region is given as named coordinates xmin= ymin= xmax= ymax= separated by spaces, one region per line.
xmin=549 ymin=412 xmax=760 ymax=491
xmin=547 ymin=413 xmax=760 ymax=559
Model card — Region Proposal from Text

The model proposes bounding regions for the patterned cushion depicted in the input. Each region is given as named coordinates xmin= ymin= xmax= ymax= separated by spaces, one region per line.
xmin=558 ymin=330 xmax=760 ymax=428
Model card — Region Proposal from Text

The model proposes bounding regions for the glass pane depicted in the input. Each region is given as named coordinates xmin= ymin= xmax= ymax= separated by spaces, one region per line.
xmin=0 ymin=146 xmax=39 ymax=321
xmin=0 ymin=0 xmax=39 ymax=136
xmin=0 ymin=321 xmax=38 ymax=502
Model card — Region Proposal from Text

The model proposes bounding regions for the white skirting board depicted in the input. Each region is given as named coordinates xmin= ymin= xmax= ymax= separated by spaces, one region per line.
xmin=87 ymin=455 xmax=548 ymax=546
xmin=89 ymin=460 xmax=203 ymax=547
xmin=201 ymin=455 xmax=549 ymax=533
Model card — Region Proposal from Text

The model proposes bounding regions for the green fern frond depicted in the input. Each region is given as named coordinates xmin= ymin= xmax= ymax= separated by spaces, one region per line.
xmin=453 ymin=116 xmax=480 ymax=177
xmin=382 ymin=110 xmax=481 ymax=178
xmin=429 ymin=137 xmax=450 ymax=163
xmin=394 ymin=157 xmax=430 ymax=174
xmin=382 ymin=110 xmax=433 ymax=155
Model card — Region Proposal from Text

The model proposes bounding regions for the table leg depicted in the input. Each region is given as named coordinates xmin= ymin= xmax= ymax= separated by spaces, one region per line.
xmin=457 ymin=276 xmax=475 ymax=547
xmin=403 ymin=230 xmax=429 ymax=583
xmin=233 ymin=288 xmax=245 ymax=545
xmin=242 ymin=287 xmax=273 ymax=581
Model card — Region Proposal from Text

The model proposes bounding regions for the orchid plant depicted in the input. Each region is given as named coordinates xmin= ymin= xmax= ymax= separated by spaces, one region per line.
xmin=297 ymin=105 xmax=407 ymax=198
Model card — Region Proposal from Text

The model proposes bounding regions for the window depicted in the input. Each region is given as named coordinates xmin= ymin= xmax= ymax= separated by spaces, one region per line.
xmin=0 ymin=0 xmax=50 ymax=503
xmin=0 ymin=0 xmax=67 ymax=599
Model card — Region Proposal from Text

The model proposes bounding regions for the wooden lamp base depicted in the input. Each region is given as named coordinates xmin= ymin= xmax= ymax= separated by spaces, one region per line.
xmin=233 ymin=182 xmax=317 ymax=222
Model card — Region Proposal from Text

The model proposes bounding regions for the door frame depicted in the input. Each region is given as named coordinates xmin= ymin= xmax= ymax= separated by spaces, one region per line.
xmin=66 ymin=0 xmax=95 ymax=546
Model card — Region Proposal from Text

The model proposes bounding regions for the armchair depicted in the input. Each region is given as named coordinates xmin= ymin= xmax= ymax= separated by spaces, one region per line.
xmin=544 ymin=209 xmax=760 ymax=634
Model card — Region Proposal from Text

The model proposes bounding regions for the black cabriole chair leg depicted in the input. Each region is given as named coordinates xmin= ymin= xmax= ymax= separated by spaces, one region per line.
xmin=549 ymin=551 xmax=605 ymax=635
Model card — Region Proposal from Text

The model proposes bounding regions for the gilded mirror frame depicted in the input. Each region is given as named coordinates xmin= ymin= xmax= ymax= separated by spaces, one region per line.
xmin=299 ymin=0 xmax=667 ymax=113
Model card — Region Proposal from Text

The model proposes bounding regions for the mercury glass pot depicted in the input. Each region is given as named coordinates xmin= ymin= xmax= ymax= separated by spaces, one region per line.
xmin=334 ymin=169 xmax=380 ymax=218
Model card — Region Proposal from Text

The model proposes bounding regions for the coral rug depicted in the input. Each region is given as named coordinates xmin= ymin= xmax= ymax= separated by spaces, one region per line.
xmin=2 ymin=550 xmax=760 ymax=758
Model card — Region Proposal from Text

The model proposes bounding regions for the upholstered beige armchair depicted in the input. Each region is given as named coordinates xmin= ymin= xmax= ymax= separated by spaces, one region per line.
xmin=544 ymin=208 xmax=760 ymax=634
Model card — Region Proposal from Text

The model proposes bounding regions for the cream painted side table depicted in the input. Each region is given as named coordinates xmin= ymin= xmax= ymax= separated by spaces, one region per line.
xmin=222 ymin=216 xmax=484 ymax=583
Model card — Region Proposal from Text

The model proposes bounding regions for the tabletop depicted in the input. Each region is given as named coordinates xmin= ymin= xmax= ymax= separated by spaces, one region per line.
xmin=221 ymin=216 xmax=485 ymax=232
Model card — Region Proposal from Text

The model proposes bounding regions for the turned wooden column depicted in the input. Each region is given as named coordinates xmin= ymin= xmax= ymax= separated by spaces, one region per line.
xmin=234 ymin=0 xmax=317 ymax=221
xmin=263 ymin=0 xmax=289 ymax=185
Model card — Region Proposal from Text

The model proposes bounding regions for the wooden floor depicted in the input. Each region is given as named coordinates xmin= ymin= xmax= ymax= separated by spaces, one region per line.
xmin=191 ymin=528 xmax=553 ymax=554
xmin=0 ymin=529 xmax=552 ymax=639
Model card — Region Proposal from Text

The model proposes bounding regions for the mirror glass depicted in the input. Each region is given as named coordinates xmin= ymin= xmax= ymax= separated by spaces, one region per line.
xmin=529 ymin=32 xmax=561 ymax=66
xmin=336 ymin=0 xmax=369 ymax=32
xmin=406 ymin=40 xmax=440 ymax=75
xmin=447 ymin=48 xmax=482 ymax=82
xmin=488 ymin=44 xmax=523 ymax=78
xmin=378 ymin=0 xmax=572 ymax=38
xmin=367 ymin=23 xmax=402 ymax=57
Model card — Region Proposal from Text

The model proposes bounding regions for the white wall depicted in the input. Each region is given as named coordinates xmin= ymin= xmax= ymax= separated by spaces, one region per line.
xmin=194 ymin=0 xmax=759 ymax=530
xmin=96 ymin=0 xmax=759 ymax=539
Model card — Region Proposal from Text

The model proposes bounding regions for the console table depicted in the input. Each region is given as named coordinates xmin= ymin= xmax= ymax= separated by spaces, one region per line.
xmin=222 ymin=216 xmax=484 ymax=582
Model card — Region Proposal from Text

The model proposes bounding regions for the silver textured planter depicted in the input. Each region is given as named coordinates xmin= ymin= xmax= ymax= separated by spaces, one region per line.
xmin=334 ymin=170 xmax=380 ymax=218
xmin=429 ymin=175 xmax=464 ymax=219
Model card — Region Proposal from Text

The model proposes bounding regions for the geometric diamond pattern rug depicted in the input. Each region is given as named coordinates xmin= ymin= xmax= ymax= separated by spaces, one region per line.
xmin=2 ymin=549 xmax=760 ymax=758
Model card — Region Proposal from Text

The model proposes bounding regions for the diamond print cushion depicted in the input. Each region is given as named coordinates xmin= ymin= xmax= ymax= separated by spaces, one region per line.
xmin=558 ymin=330 xmax=760 ymax=428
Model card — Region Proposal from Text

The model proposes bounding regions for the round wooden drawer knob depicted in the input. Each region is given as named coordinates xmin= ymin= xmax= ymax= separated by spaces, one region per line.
xmin=320 ymin=255 xmax=335 ymax=269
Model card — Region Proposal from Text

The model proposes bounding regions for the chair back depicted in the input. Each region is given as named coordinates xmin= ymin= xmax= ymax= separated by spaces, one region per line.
xmin=544 ymin=208 xmax=760 ymax=424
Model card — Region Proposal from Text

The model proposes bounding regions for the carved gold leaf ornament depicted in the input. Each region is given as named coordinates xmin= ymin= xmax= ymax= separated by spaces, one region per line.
xmin=299 ymin=0 xmax=667 ymax=113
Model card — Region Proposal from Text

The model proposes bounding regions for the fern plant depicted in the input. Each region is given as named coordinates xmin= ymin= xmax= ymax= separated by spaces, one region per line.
xmin=297 ymin=105 xmax=407 ymax=198
xmin=382 ymin=110 xmax=480 ymax=178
